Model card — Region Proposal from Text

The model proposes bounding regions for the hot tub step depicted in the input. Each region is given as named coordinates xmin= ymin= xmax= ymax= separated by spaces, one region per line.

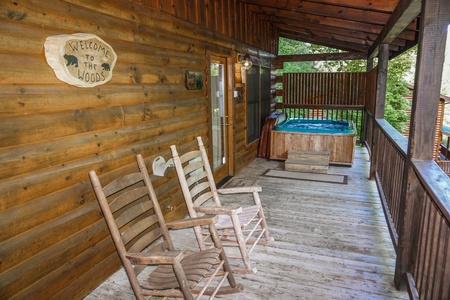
xmin=287 ymin=150 xmax=330 ymax=162
xmin=285 ymin=150 xmax=330 ymax=173
xmin=285 ymin=158 xmax=329 ymax=173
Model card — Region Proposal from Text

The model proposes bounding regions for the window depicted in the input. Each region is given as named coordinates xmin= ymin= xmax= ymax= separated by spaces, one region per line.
xmin=246 ymin=65 xmax=271 ymax=144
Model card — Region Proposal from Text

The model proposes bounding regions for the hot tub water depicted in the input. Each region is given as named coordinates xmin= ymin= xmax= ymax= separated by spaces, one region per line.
xmin=274 ymin=119 xmax=354 ymax=134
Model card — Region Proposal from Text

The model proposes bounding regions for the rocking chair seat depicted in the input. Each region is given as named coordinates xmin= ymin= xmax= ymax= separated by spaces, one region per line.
xmin=144 ymin=248 xmax=222 ymax=290
xmin=170 ymin=136 xmax=273 ymax=273
xmin=89 ymin=154 xmax=243 ymax=299
xmin=215 ymin=205 xmax=260 ymax=229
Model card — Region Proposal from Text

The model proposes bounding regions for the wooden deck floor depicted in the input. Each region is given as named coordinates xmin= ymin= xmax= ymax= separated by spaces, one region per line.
xmin=85 ymin=146 xmax=409 ymax=300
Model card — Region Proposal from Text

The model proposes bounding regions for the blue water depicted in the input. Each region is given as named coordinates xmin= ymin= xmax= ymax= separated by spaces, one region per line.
xmin=274 ymin=119 xmax=354 ymax=134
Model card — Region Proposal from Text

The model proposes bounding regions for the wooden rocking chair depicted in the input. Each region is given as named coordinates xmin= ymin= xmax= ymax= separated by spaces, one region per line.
xmin=89 ymin=154 xmax=243 ymax=300
xmin=170 ymin=137 xmax=273 ymax=274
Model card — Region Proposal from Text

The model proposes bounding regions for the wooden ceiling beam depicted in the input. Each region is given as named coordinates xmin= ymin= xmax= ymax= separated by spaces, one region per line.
xmin=250 ymin=4 xmax=418 ymax=40
xmin=241 ymin=1 xmax=418 ymax=54
xmin=248 ymin=4 xmax=384 ymax=34
xmin=247 ymin=4 xmax=385 ymax=35
xmin=261 ymin=15 xmax=373 ymax=41
xmin=286 ymin=0 xmax=400 ymax=13
xmin=278 ymin=52 xmax=368 ymax=62
xmin=274 ymin=23 xmax=371 ymax=48
xmin=243 ymin=0 xmax=391 ymax=25
xmin=280 ymin=29 xmax=400 ymax=53
xmin=279 ymin=31 xmax=369 ymax=53
xmin=236 ymin=0 xmax=420 ymax=57
xmin=368 ymin=0 xmax=421 ymax=59
xmin=267 ymin=16 xmax=409 ymax=48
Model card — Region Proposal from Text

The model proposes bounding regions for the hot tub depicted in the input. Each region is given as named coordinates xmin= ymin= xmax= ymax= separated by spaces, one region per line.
xmin=269 ymin=119 xmax=356 ymax=165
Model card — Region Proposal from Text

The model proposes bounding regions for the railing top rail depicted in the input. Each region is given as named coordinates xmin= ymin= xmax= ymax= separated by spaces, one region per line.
xmin=412 ymin=160 xmax=450 ymax=222
xmin=282 ymin=71 xmax=367 ymax=75
xmin=375 ymin=117 xmax=450 ymax=222
xmin=282 ymin=104 xmax=365 ymax=109
xmin=376 ymin=119 xmax=408 ymax=156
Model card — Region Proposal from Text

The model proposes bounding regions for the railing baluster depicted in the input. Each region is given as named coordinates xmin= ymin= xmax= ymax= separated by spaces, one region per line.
xmin=368 ymin=116 xmax=450 ymax=299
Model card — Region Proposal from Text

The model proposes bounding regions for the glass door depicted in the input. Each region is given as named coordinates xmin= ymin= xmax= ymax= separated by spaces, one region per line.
xmin=210 ymin=57 xmax=231 ymax=180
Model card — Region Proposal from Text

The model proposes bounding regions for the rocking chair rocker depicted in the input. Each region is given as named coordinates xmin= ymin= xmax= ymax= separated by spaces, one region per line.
xmin=170 ymin=137 xmax=274 ymax=274
xmin=89 ymin=154 xmax=243 ymax=299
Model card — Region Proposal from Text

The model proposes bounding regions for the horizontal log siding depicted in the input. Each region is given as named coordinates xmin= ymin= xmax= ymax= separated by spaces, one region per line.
xmin=132 ymin=0 xmax=277 ymax=54
xmin=0 ymin=0 xmax=274 ymax=299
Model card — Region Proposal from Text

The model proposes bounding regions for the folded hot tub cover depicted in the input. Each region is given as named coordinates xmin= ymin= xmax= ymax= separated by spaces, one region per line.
xmin=258 ymin=112 xmax=287 ymax=158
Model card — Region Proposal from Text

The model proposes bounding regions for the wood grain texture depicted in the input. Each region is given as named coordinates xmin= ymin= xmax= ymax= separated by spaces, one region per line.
xmin=86 ymin=147 xmax=410 ymax=300
xmin=270 ymin=130 xmax=356 ymax=165
xmin=0 ymin=0 xmax=275 ymax=298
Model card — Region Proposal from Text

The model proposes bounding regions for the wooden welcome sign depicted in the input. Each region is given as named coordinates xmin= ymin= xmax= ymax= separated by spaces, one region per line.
xmin=44 ymin=33 xmax=117 ymax=88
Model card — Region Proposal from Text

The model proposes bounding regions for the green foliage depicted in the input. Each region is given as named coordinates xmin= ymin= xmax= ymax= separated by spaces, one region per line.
xmin=278 ymin=37 xmax=417 ymax=133
xmin=278 ymin=37 xmax=311 ymax=55
xmin=384 ymin=80 xmax=411 ymax=132
xmin=310 ymin=44 xmax=369 ymax=73
xmin=383 ymin=48 xmax=416 ymax=132
xmin=282 ymin=61 xmax=315 ymax=73
xmin=278 ymin=38 xmax=315 ymax=74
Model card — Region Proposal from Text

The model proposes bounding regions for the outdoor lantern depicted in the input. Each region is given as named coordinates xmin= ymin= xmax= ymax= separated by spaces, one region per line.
xmin=239 ymin=54 xmax=252 ymax=70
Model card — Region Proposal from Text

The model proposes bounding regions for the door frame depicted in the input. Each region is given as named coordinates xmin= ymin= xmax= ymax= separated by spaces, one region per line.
xmin=207 ymin=54 xmax=235 ymax=182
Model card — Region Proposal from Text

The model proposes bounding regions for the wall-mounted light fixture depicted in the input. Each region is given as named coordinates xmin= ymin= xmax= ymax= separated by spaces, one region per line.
xmin=238 ymin=54 xmax=252 ymax=70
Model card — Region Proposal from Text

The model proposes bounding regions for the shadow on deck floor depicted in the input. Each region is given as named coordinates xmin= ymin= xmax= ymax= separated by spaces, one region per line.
xmin=85 ymin=146 xmax=409 ymax=300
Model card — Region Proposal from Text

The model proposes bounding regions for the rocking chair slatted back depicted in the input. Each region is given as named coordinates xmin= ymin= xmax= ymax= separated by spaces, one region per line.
xmin=90 ymin=170 xmax=168 ymax=276
xmin=89 ymin=154 xmax=243 ymax=299
xmin=170 ymin=137 xmax=274 ymax=274
xmin=178 ymin=153 xmax=221 ymax=209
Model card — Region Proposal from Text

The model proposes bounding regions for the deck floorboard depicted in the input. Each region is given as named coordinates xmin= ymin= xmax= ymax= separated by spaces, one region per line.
xmin=84 ymin=146 xmax=409 ymax=300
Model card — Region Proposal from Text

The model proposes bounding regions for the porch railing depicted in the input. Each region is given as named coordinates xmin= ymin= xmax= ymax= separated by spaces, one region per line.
xmin=368 ymin=115 xmax=450 ymax=300
xmin=435 ymin=158 xmax=450 ymax=175
xmin=277 ymin=69 xmax=450 ymax=299
xmin=371 ymin=119 xmax=408 ymax=247
xmin=278 ymin=70 xmax=450 ymax=299
xmin=277 ymin=72 xmax=368 ymax=142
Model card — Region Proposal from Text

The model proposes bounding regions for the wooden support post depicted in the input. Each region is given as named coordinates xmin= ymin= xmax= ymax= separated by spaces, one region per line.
xmin=394 ymin=0 xmax=449 ymax=289
xmin=363 ymin=58 xmax=374 ymax=151
xmin=407 ymin=4 xmax=448 ymax=160
xmin=369 ymin=44 xmax=389 ymax=179
xmin=375 ymin=44 xmax=389 ymax=120
xmin=366 ymin=58 xmax=374 ymax=72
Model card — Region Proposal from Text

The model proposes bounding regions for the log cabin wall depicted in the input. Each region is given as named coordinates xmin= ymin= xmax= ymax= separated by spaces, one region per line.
xmin=0 ymin=0 xmax=276 ymax=299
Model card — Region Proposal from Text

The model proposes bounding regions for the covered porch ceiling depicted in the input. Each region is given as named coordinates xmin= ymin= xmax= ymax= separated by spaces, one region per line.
xmin=240 ymin=0 xmax=421 ymax=59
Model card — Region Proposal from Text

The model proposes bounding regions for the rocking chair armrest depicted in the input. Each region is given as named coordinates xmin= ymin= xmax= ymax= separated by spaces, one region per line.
xmin=166 ymin=215 xmax=219 ymax=229
xmin=217 ymin=186 xmax=262 ymax=194
xmin=126 ymin=250 xmax=183 ymax=265
xmin=194 ymin=205 xmax=243 ymax=215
